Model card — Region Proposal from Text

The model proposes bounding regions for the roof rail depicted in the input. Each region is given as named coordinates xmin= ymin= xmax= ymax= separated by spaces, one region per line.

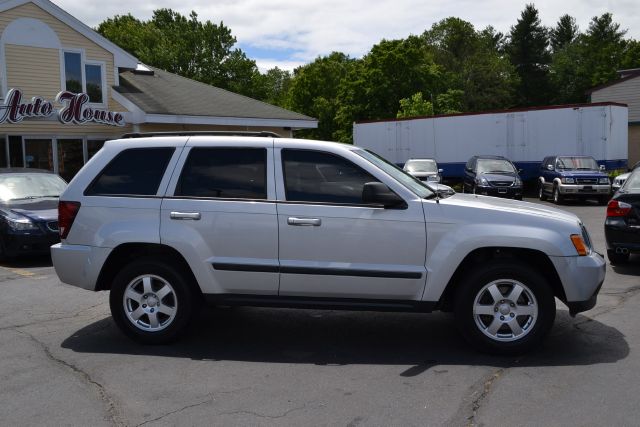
xmin=121 ymin=131 xmax=281 ymax=139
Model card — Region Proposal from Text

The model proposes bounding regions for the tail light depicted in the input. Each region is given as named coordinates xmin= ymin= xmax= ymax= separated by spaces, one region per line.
xmin=58 ymin=201 xmax=81 ymax=239
xmin=607 ymin=199 xmax=632 ymax=217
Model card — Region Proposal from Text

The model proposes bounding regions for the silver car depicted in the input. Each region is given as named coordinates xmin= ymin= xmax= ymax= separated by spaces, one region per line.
xmin=403 ymin=158 xmax=442 ymax=183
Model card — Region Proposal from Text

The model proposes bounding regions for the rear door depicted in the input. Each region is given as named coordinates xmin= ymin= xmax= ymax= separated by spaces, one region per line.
xmin=160 ymin=137 xmax=279 ymax=295
xmin=274 ymin=145 xmax=427 ymax=300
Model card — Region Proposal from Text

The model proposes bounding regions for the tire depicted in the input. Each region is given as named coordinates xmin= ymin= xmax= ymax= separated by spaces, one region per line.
xmin=454 ymin=260 xmax=556 ymax=355
xmin=607 ymin=249 xmax=629 ymax=265
xmin=552 ymin=185 xmax=563 ymax=204
xmin=109 ymin=258 xmax=200 ymax=344
xmin=598 ymin=196 xmax=609 ymax=206
xmin=538 ymin=183 xmax=547 ymax=201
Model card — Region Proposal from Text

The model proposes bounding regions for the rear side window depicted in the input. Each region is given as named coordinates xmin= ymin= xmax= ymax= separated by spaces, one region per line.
xmin=282 ymin=149 xmax=378 ymax=204
xmin=175 ymin=148 xmax=267 ymax=199
xmin=85 ymin=148 xmax=174 ymax=196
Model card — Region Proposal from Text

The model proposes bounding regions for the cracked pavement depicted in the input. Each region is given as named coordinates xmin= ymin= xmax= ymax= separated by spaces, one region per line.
xmin=1 ymin=198 xmax=639 ymax=426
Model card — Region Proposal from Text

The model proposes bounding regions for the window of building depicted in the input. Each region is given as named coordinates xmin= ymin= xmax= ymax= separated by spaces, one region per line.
xmin=175 ymin=148 xmax=267 ymax=199
xmin=24 ymin=139 xmax=53 ymax=171
xmin=8 ymin=136 xmax=23 ymax=168
xmin=63 ymin=51 xmax=83 ymax=94
xmin=281 ymin=149 xmax=378 ymax=204
xmin=87 ymin=139 xmax=105 ymax=160
xmin=57 ymin=139 xmax=84 ymax=182
xmin=62 ymin=51 xmax=105 ymax=104
xmin=85 ymin=63 xmax=103 ymax=104
xmin=85 ymin=148 xmax=174 ymax=196
xmin=0 ymin=137 xmax=7 ymax=168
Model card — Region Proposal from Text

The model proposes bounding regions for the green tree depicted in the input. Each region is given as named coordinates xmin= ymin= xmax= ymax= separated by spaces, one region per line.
xmin=397 ymin=92 xmax=434 ymax=118
xmin=550 ymin=15 xmax=579 ymax=52
xmin=507 ymin=4 xmax=552 ymax=106
xmin=286 ymin=52 xmax=356 ymax=140
xmin=435 ymin=89 xmax=465 ymax=114
xmin=97 ymin=9 xmax=261 ymax=97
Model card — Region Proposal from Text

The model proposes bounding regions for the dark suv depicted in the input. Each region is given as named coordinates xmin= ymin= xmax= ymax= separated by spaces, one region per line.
xmin=463 ymin=155 xmax=522 ymax=199
xmin=538 ymin=156 xmax=610 ymax=204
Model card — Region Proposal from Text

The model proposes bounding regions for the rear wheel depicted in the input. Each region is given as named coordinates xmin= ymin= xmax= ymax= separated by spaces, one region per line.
xmin=607 ymin=249 xmax=629 ymax=265
xmin=109 ymin=258 xmax=199 ymax=344
xmin=454 ymin=261 xmax=555 ymax=355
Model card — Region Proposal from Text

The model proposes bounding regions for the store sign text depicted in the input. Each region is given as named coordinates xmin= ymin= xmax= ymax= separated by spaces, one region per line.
xmin=0 ymin=88 xmax=125 ymax=127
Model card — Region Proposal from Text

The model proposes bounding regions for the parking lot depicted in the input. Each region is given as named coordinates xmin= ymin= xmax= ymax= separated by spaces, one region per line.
xmin=0 ymin=197 xmax=639 ymax=426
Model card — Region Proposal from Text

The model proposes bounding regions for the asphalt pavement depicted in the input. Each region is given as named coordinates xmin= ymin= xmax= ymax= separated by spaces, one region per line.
xmin=0 ymin=197 xmax=639 ymax=426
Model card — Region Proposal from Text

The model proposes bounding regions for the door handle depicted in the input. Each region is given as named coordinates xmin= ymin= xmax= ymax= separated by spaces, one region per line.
xmin=287 ymin=217 xmax=321 ymax=226
xmin=170 ymin=211 xmax=201 ymax=220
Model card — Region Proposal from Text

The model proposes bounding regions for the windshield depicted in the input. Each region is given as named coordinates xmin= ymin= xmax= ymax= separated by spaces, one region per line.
xmin=557 ymin=157 xmax=599 ymax=171
xmin=405 ymin=159 xmax=437 ymax=173
xmin=0 ymin=173 xmax=67 ymax=202
xmin=355 ymin=150 xmax=435 ymax=199
xmin=476 ymin=159 xmax=515 ymax=174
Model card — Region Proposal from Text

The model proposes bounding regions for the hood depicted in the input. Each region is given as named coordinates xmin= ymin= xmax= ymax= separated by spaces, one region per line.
xmin=409 ymin=171 xmax=438 ymax=178
xmin=614 ymin=172 xmax=631 ymax=181
xmin=559 ymin=170 xmax=608 ymax=178
xmin=0 ymin=198 xmax=58 ymax=222
xmin=433 ymin=193 xmax=579 ymax=225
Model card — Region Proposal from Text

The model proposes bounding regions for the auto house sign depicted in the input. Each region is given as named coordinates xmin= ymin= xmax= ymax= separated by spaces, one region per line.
xmin=0 ymin=88 xmax=125 ymax=127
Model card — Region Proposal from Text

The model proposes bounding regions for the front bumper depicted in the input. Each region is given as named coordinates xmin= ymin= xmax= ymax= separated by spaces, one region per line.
xmin=51 ymin=243 xmax=112 ymax=291
xmin=549 ymin=251 xmax=606 ymax=315
xmin=475 ymin=185 xmax=522 ymax=199
xmin=558 ymin=183 xmax=610 ymax=196
xmin=2 ymin=232 xmax=59 ymax=257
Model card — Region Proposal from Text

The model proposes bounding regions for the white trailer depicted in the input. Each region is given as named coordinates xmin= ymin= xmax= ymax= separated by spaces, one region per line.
xmin=353 ymin=102 xmax=628 ymax=180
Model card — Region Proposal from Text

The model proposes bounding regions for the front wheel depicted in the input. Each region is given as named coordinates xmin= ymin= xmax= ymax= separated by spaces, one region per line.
xmin=454 ymin=261 xmax=556 ymax=355
xmin=109 ymin=258 xmax=199 ymax=344
xmin=552 ymin=185 xmax=563 ymax=204
xmin=538 ymin=183 xmax=547 ymax=201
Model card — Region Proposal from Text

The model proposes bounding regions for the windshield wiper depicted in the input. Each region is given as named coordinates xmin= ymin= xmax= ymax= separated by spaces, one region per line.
xmin=576 ymin=167 xmax=594 ymax=170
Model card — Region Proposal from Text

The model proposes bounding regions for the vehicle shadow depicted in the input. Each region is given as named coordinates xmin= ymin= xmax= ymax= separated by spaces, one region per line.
xmin=61 ymin=307 xmax=628 ymax=372
xmin=611 ymin=256 xmax=640 ymax=276
xmin=0 ymin=254 xmax=53 ymax=268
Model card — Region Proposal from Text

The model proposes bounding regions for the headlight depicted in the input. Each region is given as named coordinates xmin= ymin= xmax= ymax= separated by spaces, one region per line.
xmin=599 ymin=177 xmax=610 ymax=184
xmin=427 ymin=175 xmax=439 ymax=181
xmin=476 ymin=177 xmax=489 ymax=186
xmin=6 ymin=218 xmax=38 ymax=231
xmin=514 ymin=177 xmax=522 ymax=186
xmin=562 ymin=177 xmax=575 ymax=184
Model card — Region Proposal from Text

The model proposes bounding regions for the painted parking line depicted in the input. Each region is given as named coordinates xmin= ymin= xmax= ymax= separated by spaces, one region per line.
xmin=0 ymin=266 xmax=36 ymax=277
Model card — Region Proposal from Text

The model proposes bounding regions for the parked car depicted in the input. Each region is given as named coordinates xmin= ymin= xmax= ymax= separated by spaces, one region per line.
xmin=462 ymin=155 xmax=523 ymax=200
xmin=0 ymin=169 xmax=66 ymax=259
xmin=403 ymin=158 xmax=442 ymax=182
xmin=52 ymin=133 xmax=605 ymax=355
xmin=612 ymin=161 xmax=640 ymax=192
xmin=538 ymin=156 xmax=611 ymax=204
xmin=605 ymin=169 xmax=640 ymax=264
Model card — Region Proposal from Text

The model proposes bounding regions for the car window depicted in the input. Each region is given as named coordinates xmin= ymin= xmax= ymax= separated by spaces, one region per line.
xmin=175 ymin=148 xmax=267 ymax=199
xmin=556 ymin=157 xmax=598 ymax=171
xmin=0 ymin=173 xmax=66 ymax=202
xmin=405 ymin=159 xmax=437 ymax=173
xmin=85 ymin=148 xmax=174 ymax=196
xmin=282 ymin=149 xmax=379 ymax=204
xmin=476 ymin=159 xmax=515 ymax=174
xmin=623 ymin=171 xmax=640 ymax=191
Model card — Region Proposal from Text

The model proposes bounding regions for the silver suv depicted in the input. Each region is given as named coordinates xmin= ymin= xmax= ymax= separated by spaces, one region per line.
xmin=52 ymin=133 xmax=605 ymax=354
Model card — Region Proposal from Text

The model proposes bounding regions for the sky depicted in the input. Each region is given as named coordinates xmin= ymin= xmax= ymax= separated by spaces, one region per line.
xmin=55 ymin=0 xmax=640 ymax=72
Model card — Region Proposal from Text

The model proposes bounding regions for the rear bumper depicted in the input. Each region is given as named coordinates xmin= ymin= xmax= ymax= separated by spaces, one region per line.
xmin=51 ymin=243 xmax=111 ymax=291
xmin=549 ymin=251 xmax=606 ymax=315
xmin=605 ymin=221 xmax=640 ymax=252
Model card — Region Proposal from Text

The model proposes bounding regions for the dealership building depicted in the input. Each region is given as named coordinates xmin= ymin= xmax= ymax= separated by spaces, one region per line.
xmin=0 ymin=0 xmax=317 ymax=181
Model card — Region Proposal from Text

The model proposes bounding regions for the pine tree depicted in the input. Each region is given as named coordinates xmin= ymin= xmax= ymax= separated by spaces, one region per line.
xmin=550 ymin=15 xmax=579 ymax=52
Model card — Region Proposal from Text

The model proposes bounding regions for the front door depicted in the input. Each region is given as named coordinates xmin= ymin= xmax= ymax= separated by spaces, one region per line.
xmin=275 ymin=147 xmax=427 ymax=301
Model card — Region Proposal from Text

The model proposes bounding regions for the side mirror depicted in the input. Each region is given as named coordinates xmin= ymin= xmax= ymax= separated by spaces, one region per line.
xmin=599 ymin=165 xmax=606 ymax=172
xmin=518 ymin=169 xmax=523 ymax=174
xmin=438 ymin=168 xmax=443 ymax=174
xmin=362 ymin=182 xmax=406 ymax=209
xmin=547 ymin=164 xmax=554 ymax=171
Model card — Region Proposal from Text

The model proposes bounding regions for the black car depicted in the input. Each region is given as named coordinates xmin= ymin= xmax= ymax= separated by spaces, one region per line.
xmin=605 ymin=169 xmax=640 ymax=264
xmin=462 ymin=155 xmax=523 ymax=200
xmin=0 ymin=169 xmax=67 ymax=258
